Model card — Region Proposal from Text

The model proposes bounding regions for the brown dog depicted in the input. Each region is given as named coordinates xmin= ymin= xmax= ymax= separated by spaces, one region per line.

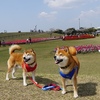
xmin=54 ymin=46 xmax=80 ymax=98
xmin=6 ymin=44 xmax=37 ymax=86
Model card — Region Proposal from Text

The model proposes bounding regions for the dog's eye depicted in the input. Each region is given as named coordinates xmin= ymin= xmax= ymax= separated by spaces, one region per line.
xmin=27 ymin=53 xmax=30 ymax=56
xmin=60 ymin=53 xmax=63 ymax=56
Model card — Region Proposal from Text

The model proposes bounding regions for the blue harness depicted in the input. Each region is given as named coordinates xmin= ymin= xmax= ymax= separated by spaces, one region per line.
xmin=59 ymin=66 xmax=78 ymax=79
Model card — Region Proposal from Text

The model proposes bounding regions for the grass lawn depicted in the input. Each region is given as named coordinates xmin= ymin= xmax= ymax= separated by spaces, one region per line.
xmin=0 ymin=35 xmax=100 ymax=100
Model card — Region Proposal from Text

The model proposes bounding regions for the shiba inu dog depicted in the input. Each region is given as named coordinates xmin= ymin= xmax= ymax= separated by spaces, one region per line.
xmin=54 ymin=46 xmax=80 ymax=98
xmin=6 ymin=44 xmax=37 ymax=86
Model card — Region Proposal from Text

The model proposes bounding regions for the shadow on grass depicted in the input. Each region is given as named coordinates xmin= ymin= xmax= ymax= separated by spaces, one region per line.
xmin=78 ymin=82 xmax=97 ymax=97
xmin=36 ymin=76 xmax=58 ymax=85
xmin=15 ymin=75 xmax=58 ymax=86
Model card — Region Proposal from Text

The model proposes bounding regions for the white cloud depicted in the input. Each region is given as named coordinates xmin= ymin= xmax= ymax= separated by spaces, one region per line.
xmin=77 ymin=7 xmax=100 ymax=27
xmin=44 ymin=0 xmax=83 ymax=9
xmin=79 ymin=8 xmax=100 ymax=19
xmin=44 ymin=0 xmax=99 ymax=9
xmin=39 ymin=11 xmax=57 ymax=20
xmin=39 ymin=12 xmax=48 ymax=17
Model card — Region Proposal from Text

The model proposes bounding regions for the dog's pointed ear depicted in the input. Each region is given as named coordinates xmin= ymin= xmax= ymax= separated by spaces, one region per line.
xmin=64 ymin=46 xmax=69 ymax=52
xmin=30 ymin=49 xmax=34 ymax=52
xmin=30 ymin=49 xmax=36 ymax=54
xmin=56 ymin=47 xmax=60 ymax=52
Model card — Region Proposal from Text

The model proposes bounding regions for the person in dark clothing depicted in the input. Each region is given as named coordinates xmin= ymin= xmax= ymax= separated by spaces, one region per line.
xmin=2 ymin=40 xmax=6 ymax=46
xmin=28 ymin=37 xmax=32 ymax=43
xmin=0 ymin=40 xmax=1 ymax=47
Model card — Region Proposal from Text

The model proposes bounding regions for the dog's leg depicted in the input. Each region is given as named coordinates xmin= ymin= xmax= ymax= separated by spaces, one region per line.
xmin=23 ymin=71 xmax=27 ymax=86
xmin=72 ymin=77 xmax=78 ymax=98
xmin=6 ymin=60 xmax=14 ymax=80
xmin=12 ymin=67 xmax=17 ymax=79
xmin=6 ymin=67 xmax=12 ymax=80
xmin=65 ymin=79 xmax=68 ymax=86
xmin=32 ymin=71 xmax=37 ymax=84
xmin=61 ymin=77 xmax=66 ymax=94
xmin=6 ymin=72 xmax=10 ymax=80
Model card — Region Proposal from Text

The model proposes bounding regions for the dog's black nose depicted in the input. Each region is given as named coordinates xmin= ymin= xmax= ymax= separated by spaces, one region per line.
xmin=54 ymin=56 xmax=56 ymax=60
xmin=23 ymin=57 xmax=26 ymax=59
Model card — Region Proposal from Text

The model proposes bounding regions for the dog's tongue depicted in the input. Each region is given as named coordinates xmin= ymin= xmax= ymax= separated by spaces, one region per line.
xmin=55 ymin=61 xmax=59 ymax=64
xmin=55 ymin=59 xmax=63 ymax=64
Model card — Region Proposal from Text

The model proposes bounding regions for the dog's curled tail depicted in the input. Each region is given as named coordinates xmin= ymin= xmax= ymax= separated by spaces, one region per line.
xmin=9 ymin=44 xmax=21 ymax=55
xmin=69 ymin=46 xmax=77 ymax=56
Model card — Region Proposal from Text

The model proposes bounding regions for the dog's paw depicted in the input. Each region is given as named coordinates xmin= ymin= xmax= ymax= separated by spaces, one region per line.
xmin=74 ymin=93 xmax=78 ymax=98
xmin=34 ymin=81 xmax=38 ymax=84
xmin=62 ymin=90 xmax=66 ymax=94
xmin=12 ymin=76 xmax=16 ymax=79
xmin=23 ymin=83 xmax=27 ymax=86
xmin=6 ymin=78 xmax=9 ymax=80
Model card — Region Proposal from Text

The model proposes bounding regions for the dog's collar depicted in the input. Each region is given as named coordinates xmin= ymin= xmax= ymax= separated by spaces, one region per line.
xmin=28 ymin=61 xmax=35 ymax=66
xmin=60 ymin=63 xmax=71 ymax=69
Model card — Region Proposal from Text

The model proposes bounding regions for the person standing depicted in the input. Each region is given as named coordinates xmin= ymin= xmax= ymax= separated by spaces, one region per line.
xmin=2 ymin=40 xmax=6 ymax=46
xmin=0 ymin=40 xmax=1 ymax=47
xmin=29 ymin=37 xmax=32 ymax=44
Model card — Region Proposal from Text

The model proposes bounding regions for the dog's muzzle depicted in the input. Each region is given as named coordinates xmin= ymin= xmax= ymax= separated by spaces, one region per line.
xmin=23 ymin=57 xmax=30 ymax=62
xmin=54 ymin=56 xmax=63 ymax=64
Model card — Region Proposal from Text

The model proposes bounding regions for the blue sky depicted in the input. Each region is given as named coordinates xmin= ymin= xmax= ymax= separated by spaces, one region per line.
xmin=0 ymin=0 xmax=100 ymax=32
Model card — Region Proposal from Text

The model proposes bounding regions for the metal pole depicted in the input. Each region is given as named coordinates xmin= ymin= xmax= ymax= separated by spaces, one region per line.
xmin=79 ymin=18 xmax=80 ymax=29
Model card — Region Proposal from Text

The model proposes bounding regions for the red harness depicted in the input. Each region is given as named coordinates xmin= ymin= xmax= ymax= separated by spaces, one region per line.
xmin=22 ymin=62 xmax=37 ymax=72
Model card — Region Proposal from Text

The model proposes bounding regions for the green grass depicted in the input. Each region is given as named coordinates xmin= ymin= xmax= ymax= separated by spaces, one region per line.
xmin=0 ymin=32 xmax=62 ymax=41
xmin=0 ymin=34 xmax=100 ymax=100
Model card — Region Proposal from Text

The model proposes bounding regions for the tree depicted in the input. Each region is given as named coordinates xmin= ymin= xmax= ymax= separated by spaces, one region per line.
xmin=54 ymin=29 xmax=64 ymax=34
xmin=65 ymin=28 xmax=76 ymax=35
xmin=87 ymin=27 xmax=97 ymax=33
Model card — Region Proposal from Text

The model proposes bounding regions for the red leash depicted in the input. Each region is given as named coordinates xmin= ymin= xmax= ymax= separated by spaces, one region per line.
xmin=29 ymin=76 xmax=43 ymax=88
xmin=29 ymin=76 xmax=61 ymax=91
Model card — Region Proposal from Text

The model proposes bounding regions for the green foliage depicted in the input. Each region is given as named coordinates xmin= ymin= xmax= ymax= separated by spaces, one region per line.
xmin=64 ymin=27 xmax=97 ymax=35
xmin=65 ymin=28 xmax=76 ymax=35
xmin=88 ymin=27 xmax=97 ymax=33
xmin=54 ymin=29 xmax=64 ymax=34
